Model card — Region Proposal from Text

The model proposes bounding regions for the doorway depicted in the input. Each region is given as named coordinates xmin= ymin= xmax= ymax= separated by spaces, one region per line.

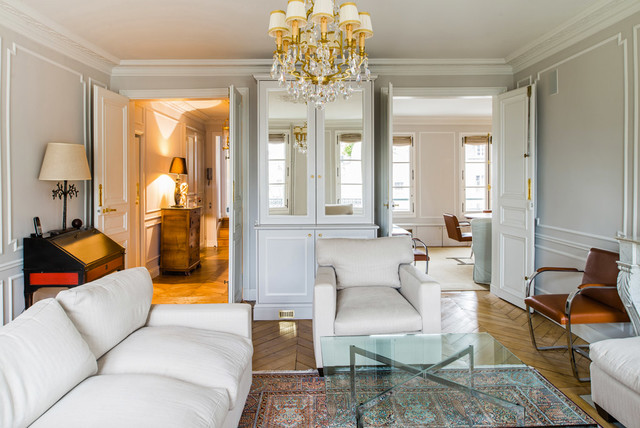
xmin=130 ymin=97 xmax=231 ymax=303
xmin=387 ymin=89 xmax=497 ymax=291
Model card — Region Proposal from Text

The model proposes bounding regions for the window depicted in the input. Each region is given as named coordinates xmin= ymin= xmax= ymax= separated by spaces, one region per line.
xmin=392 ymin=135 xmax=413 ymax=213
xmin=336 ymin=133 xmax=363 ymax=211
xmin=463 ymin=134 xmax=491 ymax=213
xmin=268 ymin=132 xmax=289 ymax=213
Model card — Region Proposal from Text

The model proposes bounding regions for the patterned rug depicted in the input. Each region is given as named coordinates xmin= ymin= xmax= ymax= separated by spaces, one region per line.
xmin=238 ymin=368 xmax=595 ymax=427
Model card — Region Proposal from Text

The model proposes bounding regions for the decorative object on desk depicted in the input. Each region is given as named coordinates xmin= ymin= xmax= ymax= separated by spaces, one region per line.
xmin=268 ymin=0 xmax=373 ymax=108
xmin=38 ymin=142 xmax=91 ymax=231
xmin=71 ymin=218 xmax=83 ymax=229
xmin=169 ymin=156 xmax=188 ymax=207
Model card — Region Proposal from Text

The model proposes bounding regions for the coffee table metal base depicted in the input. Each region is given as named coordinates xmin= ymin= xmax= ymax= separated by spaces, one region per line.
xmin=348 ymin=344 xmax=525 ymax=428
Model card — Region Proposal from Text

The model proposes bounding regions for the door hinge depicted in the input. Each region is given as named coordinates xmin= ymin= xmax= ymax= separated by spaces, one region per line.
xmin=412 ymin=170 xmax=414 ymax=180
xmin=527 ymin=86 xmax=532 ymax=98
xmin=462 ymin=170 xmax=465 ymax=181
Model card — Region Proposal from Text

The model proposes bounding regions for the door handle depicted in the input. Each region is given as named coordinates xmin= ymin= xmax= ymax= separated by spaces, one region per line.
xmin=103 ymin=207 xmax=117 ymax=213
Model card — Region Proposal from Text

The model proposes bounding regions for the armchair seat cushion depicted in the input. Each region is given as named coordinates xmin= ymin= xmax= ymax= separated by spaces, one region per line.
xmin=334 ymin=287 xmax=422 ymax=335
xmin=524 ymin=293 xmax=630 ymax=324
xmin=590 ymin=336 xmax=640 ymax=393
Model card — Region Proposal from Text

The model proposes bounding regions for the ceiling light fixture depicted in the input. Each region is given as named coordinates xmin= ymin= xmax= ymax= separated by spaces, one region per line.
xmin=268 ymin=0 xmax=373 ymax=109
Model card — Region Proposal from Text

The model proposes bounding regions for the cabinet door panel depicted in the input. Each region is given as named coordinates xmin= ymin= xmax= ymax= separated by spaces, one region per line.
xmin=315 ymin=229 xmax=376 ymax=240
xmin=258 ymin=229 xmax=314 ymax=304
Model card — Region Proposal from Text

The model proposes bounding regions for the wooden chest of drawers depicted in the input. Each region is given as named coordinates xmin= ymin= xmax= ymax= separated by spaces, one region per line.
xmin=160 ymin=207 xmax=201 ymax=274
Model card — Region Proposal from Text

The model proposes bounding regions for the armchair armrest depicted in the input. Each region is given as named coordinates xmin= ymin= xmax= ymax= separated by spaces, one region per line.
xmin=525 ymin=267 xmax=584 ymax=298
xmin=313 ymin=266 xmax=337 ymax=368
xmin=399 ymin=264 xmax=441 ymax=333
xmin=146 ymin=303 xmax=252 ymax=340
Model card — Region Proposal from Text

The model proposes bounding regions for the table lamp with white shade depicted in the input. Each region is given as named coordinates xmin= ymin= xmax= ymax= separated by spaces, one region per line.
xmin=38 ymin=142 xmax=91 ymax=231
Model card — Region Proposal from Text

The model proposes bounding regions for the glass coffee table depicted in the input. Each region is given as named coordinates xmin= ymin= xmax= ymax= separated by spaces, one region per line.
xmin=321 ymin=333 xmax=594 ymax=427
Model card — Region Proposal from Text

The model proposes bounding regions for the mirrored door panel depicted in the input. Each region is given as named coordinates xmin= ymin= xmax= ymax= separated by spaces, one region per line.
xmin=318 ymin=83 xmax=373 ymax=223
xmin=259 ymin=81 xmax=315 ymax=224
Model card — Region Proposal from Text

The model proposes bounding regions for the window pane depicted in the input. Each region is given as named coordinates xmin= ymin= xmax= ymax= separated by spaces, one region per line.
xmin=393 ymin=187 xmax=411 ymax=211
xmin=466 ymin=163 xmax=486 ymax=186
xmin=393 ymin=163 xmax=411 ymax=187
xmin=268 ymin=141 xmax=286 ymax=159
xmin=465 ymin=187 xmax=486 ymax=211
xmin=465 ymin=144 xmax=486 ymax=162
xmin=269 ymin=185 xmax=285 ymax=208
xmin=340 ymin=142 xmax=362 ymax=160
xmin=268 ymin=160 xmax=286 ymax=183
xmin=339 ymin=185 xmax=363 ymax=208
xmin=393 ymin=145 xmax=410 ymax=163
xmin=340 ymin=161 xmax=362 ymax=184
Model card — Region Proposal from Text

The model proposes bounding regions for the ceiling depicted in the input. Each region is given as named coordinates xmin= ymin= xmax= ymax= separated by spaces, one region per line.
xmin=394 ymin=96 xmax=492 ymax=117
xmin=13 ymin=0 xmax=603 ymax=61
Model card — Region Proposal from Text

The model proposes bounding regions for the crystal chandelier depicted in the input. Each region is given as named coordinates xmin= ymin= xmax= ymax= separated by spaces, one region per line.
xmin=268 ymin=0 xmax=373 ymax=109
xmin=293 ymin=123 xmax=308 ymax=153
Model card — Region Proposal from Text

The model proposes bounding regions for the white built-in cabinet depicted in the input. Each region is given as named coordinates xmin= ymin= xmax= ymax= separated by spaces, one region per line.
xmin=254 ymin=79 xmax=377 ymax=320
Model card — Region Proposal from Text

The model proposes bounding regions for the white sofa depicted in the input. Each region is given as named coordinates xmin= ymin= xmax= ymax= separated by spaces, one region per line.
xmin=0 ymin=267 xmax=252 ymax=428
xmin=590 ymin=336 xmax=640 ymax=428
xmin=313 ymin=236 xmax=441 ymax=370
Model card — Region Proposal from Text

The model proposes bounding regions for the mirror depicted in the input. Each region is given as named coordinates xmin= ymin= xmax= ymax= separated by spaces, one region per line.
xmin=267 ymin=90 xmax=308 ymax=216
xmin=323 ymin=91 xmax=364 ymax=215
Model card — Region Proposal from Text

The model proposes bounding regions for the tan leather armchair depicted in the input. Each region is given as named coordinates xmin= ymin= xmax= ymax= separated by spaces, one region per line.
xmin=524 ymin=248 xmax=630 ymax=381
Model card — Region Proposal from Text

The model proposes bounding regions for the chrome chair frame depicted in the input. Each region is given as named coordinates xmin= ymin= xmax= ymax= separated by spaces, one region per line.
xmin=411 ymin=237 xmax=429 ymax=274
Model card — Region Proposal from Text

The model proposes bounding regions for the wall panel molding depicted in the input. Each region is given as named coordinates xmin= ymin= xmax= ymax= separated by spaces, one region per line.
xmin=535 ymin=34 xmax=629 ymax=240
xmin=633 ymin=25 xmax=640 ymax=238
xmin=537 ymin=223 xmax=618 ymax=246
xmin=7 ymin=272 xmax=21 ymax=321
xmin=0 ymin=259 xmax=22 ymax=272
xmin=0 ymin=280 xmax=4 ymax=325
xmin=5 ymin=43 xmax=87 ymax=252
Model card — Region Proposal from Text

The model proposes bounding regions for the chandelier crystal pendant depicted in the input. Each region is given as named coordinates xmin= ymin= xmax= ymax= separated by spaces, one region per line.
xmin=268 ymin=0 xmax=373 ymax=109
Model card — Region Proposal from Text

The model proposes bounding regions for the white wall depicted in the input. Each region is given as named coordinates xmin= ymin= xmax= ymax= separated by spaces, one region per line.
xmin=0 ymin=25 xmax=109 ymax=324
xmin=392 ymin=119 xmax=492 ymax=246
xmin=514 ymin=12 xmax=640 ymax=340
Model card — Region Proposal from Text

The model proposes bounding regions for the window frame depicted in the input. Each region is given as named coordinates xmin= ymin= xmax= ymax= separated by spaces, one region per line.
xmin=391 ymin=133 xmax=416 ymax=217
xmin=267 ymin=129 xmax=292 ymax=215
xmin=461 ymin=133 xmax=492 ymax=214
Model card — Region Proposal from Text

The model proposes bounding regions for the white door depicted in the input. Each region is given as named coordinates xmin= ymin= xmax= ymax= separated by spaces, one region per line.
xmin=378 ymin=82 xmax=394 ymax=236
xmin=93 ymin=85 xmax=132 ymax=267
xmin=491 ymin=85 xmax=536 ymax=309
xmin=228 ymin=85 xmax=243 ymax=303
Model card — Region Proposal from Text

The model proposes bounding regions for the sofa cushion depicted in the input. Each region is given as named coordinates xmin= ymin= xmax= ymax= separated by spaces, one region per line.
xmin=316 ymin=237 xmax=414 ymax=289
xmin=590 ymin=336 xmax=640 ymax=393
xmin=56 ymin=267 xmax=153 ymax=358
xmin=30 ymin=374 xmax=229 ymax=428
xmin=97 ymin=326 xmax=252 ymax=408
xmin=334 ymin=286 xmax=422 ymax=335
xmin=0 ymin=299 xmax=97 ymax=428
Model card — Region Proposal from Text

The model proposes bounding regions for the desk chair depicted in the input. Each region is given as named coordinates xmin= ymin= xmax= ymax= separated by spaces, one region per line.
xmin=412 ymin=238 xmax=430 ymax=274
xmin=443 ymin=213 xmax=473 ymax=265
xmin=524 ymin=248 xmax=630 ymax=381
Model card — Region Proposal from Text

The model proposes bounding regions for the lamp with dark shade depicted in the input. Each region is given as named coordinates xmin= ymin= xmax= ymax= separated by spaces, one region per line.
xmin=38 ymin=142 xmax=92 ymax=231
xmin=169 ymin=157 xmax=188 ymax=207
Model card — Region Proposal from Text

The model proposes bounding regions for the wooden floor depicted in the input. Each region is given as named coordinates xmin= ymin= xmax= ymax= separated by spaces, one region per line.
xmin=150 ymin=234 xmax=614 ymax=426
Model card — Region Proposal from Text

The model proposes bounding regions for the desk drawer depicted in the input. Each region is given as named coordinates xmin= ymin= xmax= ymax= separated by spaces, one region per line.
xmin=86 ymin=255 xmax=124 ymax=282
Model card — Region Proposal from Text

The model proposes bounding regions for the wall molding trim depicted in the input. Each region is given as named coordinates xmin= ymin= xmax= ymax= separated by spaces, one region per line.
xmin=537 ymin=223 xmax=618 ymax=245
xmin=0 ymin=0 xmax=116 ymax=74
xmin=5 ymin=43 xmax=87 ymax=252
xmin=394 ymin=116 xmax=492 ymax=126
xmin=0 ymin=259 xmax=22 ymax=272
xmin=633 ymin=25 xmax=640 ymax=238
xmin=507 ymin=0 xmax=640 ymax=73
xmin=120 ymin=88 xmax=229 ymax=100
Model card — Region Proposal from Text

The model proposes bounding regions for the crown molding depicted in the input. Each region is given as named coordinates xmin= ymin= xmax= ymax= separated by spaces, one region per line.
xmin=507 ymin=0 xmax=640 ymax=73
xmin=0 ymin=0 xmax=117 ymax=74
xmin=394 ymin=116 xmax=492 ymax=126
xmin=369 ymin=58 xmax=513 ymax=76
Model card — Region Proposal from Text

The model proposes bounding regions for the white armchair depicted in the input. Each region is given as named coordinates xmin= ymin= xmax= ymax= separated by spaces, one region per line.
xmin=313 ymin=237 xmax=441 ymax=371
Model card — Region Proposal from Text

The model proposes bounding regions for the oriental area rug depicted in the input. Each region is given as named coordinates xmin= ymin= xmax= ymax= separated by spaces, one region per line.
xmin=238 ymin=369 xmax=595 ymax=427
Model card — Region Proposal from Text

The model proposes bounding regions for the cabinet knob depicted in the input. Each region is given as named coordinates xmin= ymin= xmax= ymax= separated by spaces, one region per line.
xmin=318 ymin=175 xmax=322 ymax=179
xmin=310 ymin=175 xmax=314 ymax=179
xmin=318 ymin=233 xmax=323 ymax=237
xmin=307 ymin=233 xmax=312 ymax=237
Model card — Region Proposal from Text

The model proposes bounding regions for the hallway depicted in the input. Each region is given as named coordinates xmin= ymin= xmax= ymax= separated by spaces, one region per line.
xmin=152 ymin=220 xmax=229 ymax=304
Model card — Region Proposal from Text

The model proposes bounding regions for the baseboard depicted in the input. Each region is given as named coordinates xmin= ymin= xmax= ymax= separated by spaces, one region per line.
xmin=243 ymin=289 xmax=256 ymax=301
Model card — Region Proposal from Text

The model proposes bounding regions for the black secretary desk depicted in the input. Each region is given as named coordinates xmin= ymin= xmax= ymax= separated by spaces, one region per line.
xmin=23 ymin=228 xmax=125 ymax=307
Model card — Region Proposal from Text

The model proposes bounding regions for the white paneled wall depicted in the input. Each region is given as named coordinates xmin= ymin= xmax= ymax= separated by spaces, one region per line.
xmin=0 ymin=30 xmax=110 ymax=324
xmin=392 ymin=119 xmax=491 ymax=247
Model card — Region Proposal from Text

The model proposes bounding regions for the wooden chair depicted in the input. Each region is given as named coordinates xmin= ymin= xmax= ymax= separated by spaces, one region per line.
xmin=412 ymin=238 xmax=430 ymax=274
xmin=524 ymin=248 xmax=630 ymax=381
xmin=443 ymin=213 xmax=473 ymax=264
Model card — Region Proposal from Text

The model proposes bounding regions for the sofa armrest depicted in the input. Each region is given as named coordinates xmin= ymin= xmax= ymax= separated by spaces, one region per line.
xmin=399 ymin=264 xmax=441 ymax=333
xmin=313 ymin=266 xmax=337 ymax=368
xmin=146 ymin=303 xmax=252 ymax=340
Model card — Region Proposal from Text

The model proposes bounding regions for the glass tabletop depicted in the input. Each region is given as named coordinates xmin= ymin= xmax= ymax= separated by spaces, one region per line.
xmin=320 ymin=333 xmax=590 ymax=427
